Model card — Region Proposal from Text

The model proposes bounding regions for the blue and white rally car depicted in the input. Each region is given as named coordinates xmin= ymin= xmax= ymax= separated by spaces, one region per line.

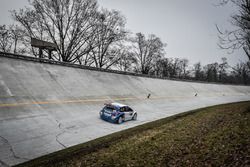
xmin=100 ymin=103 xmax=137 ymax=124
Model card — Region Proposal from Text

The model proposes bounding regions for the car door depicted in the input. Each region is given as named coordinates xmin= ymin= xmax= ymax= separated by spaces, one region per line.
xmin=124 ymin=106 xmax=133 ymax=121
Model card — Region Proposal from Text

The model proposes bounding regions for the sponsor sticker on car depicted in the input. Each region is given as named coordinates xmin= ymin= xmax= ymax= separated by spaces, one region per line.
xmin=104 ymin=111 xmax=111 ymax=117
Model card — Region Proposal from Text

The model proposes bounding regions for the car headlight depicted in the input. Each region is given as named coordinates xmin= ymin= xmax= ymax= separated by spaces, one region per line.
xmin=111 ymin=115 xmax=116 ymax=120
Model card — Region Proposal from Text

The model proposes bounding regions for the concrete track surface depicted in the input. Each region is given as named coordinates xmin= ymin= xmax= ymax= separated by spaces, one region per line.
xmin=0 ymin=56 xmax=250 ymax=166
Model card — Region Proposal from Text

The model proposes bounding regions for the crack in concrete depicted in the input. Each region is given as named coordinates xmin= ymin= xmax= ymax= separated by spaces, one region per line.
xmin=54 ymin=119 xmax=78 ymax=149
xmin=65 ymin=125 xmax=76 ymax=130
xmin=0 ymin=159 xmax=9 ymax=167
xmin=0 ymin=135 xmax=29 ymax=161
xmin=55 ymin=119 xmax=63 ymax=129
xmin=55 ymin=119 xmax=67 ymax=149
xmin=55 ymin=132 xmax=67 ymax=149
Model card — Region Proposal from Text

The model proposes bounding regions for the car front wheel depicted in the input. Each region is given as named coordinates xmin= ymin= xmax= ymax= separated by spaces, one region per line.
xmin=132 ymin=113 xmax=137 ymax=120
xmin=117 ymin=116 xmax=124 ymax=124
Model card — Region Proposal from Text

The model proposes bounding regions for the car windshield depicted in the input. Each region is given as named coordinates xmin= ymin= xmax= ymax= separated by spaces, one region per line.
xmin=105 ymin=105 xmax=116 ymax=111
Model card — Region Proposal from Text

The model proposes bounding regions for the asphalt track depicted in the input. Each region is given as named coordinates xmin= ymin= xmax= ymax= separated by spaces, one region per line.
xmin=0 ymin=55 xmax=250 ymax=166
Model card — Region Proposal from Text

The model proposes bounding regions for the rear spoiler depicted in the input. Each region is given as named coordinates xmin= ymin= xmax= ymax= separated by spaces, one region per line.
xmin=104 ymin=103 xmax=112 ymax=106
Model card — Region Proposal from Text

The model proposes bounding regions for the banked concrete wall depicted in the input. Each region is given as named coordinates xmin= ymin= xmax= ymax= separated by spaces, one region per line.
xmin=0 ymin=52 xmax=250 ymax=166
xmin=0 ymin=52 xmax=249 ymax=102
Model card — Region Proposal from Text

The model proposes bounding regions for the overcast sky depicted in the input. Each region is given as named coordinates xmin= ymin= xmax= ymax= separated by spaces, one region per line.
xmin=0 ymin=0 xmax=248 ymax=66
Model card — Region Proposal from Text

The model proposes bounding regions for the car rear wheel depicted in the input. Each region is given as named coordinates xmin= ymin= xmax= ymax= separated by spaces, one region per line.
xmin=117 ymin=116 xmax=124 ymax=124
xmin=132 ymin=113 xmax=137 ymax=120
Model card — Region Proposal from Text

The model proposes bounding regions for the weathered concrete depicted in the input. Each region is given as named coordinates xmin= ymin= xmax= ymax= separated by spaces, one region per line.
xmin=0 ymin=55 xmax=249 ymax=166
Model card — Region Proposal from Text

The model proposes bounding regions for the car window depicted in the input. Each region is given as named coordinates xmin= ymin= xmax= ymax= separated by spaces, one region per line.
xmin=127 ymin=107 xmax=133 ymax=112
xmin=105 ymin=106 xmax=115 ymax=111
xmin=120 ymin=107 xmax=126 ymax=112
xmin=121 ymin=106 xmax=133 ymax=112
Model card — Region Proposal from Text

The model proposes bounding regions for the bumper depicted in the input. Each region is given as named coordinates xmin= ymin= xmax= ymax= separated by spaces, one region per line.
xmin=100 ymin=114 xmax=118 ymax=123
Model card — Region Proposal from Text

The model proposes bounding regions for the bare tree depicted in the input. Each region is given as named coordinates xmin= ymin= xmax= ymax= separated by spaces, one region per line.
xmin=218 ymin=57 xmax=229 ymax=82
xmin=204 ymin=63 xmax=219 ymax=82
xmin=217 ymin=0 xmax=250 ymax=62
xmin=9 ymin=25 xmax=25 ymax=54
xmin=154 ymin=58 xmax=172 ymax=77
xmin=88 ymin=9 xmax=127 ymax=68
xmin=152 ymin=58 xmax=189 ymax=79
xmin=115 ymin=45 xmax=136 ymax=71
xmin=0 ymin=25 xmax=13 ymax=52
xmin=178 ymin=59 xmax=189 ymax=78
xmin=231 ymin=61 xmax=250 ymax=84
xmin=131 ymin=33 xmax=166 ymax=74
xmin=12 ymin=0 xmax=100 ymax=62
xmin=193 ymin=62 xmax=204 ymax=80
xmin=169 ymin=58 xmax=180 ymax=78
xmin=0 ymin=24 xmax=25 ymax=54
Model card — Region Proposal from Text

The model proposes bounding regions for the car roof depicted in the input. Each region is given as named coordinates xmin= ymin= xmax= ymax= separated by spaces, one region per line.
xmin=110 ymin=102 xmax=127 ymax=108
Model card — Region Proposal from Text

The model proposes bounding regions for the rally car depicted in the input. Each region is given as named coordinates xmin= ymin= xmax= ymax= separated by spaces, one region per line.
xmin=99 ymin=103 xmax=137 ymax=124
